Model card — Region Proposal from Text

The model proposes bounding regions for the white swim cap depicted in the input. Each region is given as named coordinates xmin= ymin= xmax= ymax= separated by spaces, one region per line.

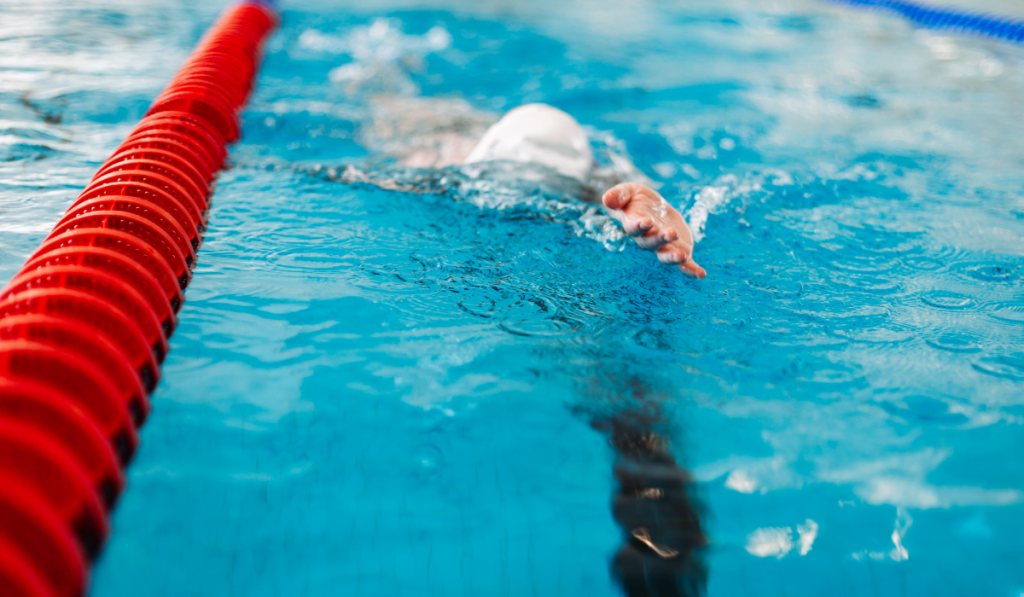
xmin=464 ymin=103 xmax=593 ymax=181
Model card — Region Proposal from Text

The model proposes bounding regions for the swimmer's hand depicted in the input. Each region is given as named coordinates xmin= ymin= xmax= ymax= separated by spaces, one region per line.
xmin=602 ymin=183 xmax=707 ymax=279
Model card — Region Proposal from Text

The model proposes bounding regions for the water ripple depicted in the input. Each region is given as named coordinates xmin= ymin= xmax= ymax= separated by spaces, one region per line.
xmin=921 ymin=291 xmax=976 ymax=310
xmin=926 ymin=333 xmax=984 ymax=354
xmin=973 ymin=354 xmax=1024 ymax=381
xmin=964 ymin=262 xmax=1020 ymax=283
xmin=988 ymin=302 xmax=1024 ymax=325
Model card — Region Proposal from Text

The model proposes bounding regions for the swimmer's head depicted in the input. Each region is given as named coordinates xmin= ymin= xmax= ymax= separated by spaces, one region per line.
xmin=463 ymin=103 xmax=593 ymax=182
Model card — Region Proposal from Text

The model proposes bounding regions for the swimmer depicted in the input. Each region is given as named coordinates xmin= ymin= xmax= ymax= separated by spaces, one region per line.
xmin=350 ymin=100 xmax=707 ymax=279
xmin=335 ymin=99 xmax=710 ymax=591
xmin=463 ymin=104 xmax=706 ymax=279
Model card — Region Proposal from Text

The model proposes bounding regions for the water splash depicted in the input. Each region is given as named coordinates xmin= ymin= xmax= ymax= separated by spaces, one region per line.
xmin=299 ymin=18 xmax=453 ymax=95
xmin=889 ymin=507 xmax=912 ymax=562
xmin=310 ymin=160 xmax=629 ymax=251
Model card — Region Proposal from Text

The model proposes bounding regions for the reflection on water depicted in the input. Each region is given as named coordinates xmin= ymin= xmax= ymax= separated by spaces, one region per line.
xmin=569 ymin=359 xmax=707 ymax=596
xmin=597 ymin=404 xmax=707 ymax=597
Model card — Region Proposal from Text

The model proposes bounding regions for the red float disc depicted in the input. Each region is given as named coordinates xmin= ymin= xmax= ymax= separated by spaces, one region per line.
xmin=203 ymin=35 xmax=262 ymax=53
xmin=0 ymin=377 xmax=125 ymax=503
xmin=192 ymin=33 xmax=259 ymax=55
xmin=158 ymin=82 xmax=239 ymax=118
xmin=82 ymin=170 xmax=204 ymax=231
xmin=104 ymin=146 xmax=212 ymax=191
xmin=0 ymin=315 xmax=151 ymax=426
xmin=52 ymin=206 xmax=196 ymax=271
xmin=165 ymin=75 xmax=247 ymax=111
xmin=69 ymin=191 xmax=201 ymax=252
xmin=166 ymin=82 xmax=247 ymax=113
xmin=205 ymin=6 xmax=275 ymax=46
xmin=132 ymin=113 xmax=228 ymax=159
xmin=147 ymin=92 xmax=240 ymax=143
xmin=120 ymin=129 xmax=221 ymax=176
xmin=187 ymin=45 xmax=257 ymax=72
xmin=0 ymin=338 xmax=139 ymax=463
xmin=181 ymin=55 xmax=255 ymax=87
xmin=203 ymin=24 xmax=264 ymax=46
xmin=0 ymin=475 xmax=87 ymax=597
xmin=173 ymin=65 xmax=250 ymax=96
xmin=0 ymin=289 xmax=159 ymax=405
xmin=234 ymin=2 xmax=278 ymax=25
xmin=94 ymin=159 xmax=210 ymax=219
xmin=203 ymin=26 xmax=267 ymax=48
xmin=132 ymin=115 xmax=227 ymax=162
xmin=0 ymin=537 xmax=53 ymax=597
xmin=21 ymin=246 xmax=179 ymax=324
xmin=1 ymin=266 xmax=169 ymax=372
xmin=0 ymin=414 xmax=109 ymax=559
xmin=30 ymin=228 xmax=187 ymax=299
xmin=134 ymin=110 xmax=224 ymax=150
xmin=162 ymin=73 xmax=243 ymax=100
xmin=89 ymin=162 xmax=208 ymax=225
xmin=47 ymin=212 xmax=195 ymax=279
xmin=230 ymin=9 xmax=276 ymax=32
xmin=115 ymin=136 xmax=217 ymax=181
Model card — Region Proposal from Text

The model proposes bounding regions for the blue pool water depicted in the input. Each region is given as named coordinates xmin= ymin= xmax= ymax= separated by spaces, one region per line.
xmin=2 ymin=0 xmax=1024 ymax=595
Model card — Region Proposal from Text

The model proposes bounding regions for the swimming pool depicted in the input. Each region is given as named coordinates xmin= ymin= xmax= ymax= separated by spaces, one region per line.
xmin=2 ymin=0 xmax=1023 ymax=595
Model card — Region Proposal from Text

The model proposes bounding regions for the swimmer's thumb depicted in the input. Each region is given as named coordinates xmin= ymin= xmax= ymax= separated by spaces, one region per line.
xmin=602 ymin=185 xmax=630 ymax=210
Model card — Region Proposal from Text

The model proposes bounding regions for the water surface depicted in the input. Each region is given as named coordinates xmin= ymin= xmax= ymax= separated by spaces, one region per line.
xmin=1 ymin=0 xmax=1023 ymax=595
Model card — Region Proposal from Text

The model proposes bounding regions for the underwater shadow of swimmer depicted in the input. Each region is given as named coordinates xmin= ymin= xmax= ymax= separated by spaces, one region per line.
xmin=586 ymin=382 xmax=708 ymax=597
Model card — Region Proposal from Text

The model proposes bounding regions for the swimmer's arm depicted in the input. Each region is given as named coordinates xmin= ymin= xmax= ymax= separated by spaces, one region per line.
xmin=328 ymin=165 xmax=452 ymax=195
xmin=601 ymin=182 xmax=706 ymax=279
xmin=329 ymin=167 xmax=706 ymax=278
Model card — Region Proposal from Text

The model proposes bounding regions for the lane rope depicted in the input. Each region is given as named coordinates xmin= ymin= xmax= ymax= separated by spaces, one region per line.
xmin=827 ymin=0 xmax=1024 ymax=43
xmin=0 ymin=2 xmax=278 ymax=595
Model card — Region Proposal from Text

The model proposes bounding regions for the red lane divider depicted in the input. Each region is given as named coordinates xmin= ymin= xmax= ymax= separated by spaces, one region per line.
xmin=82 ymin=172 xmax=206 ymax=236
xmin=48 ymin=212 xmax=196 ymax=287
xmin=0 ymin=2 xmax=278 ymax=594
xmin=31 ymin=230 xmax=186 ymax=307
xmin=0 ymin=419 xmax=109 ymax=560
xmin=0 ymin=337 xmax=140 ymax=461
xmin=116 ymin=136 xmax=220 ymax=182
xmin=0 ymin=315 xmax=151 ymax=426
xmin=0 ymin=475 xmax=88 ymax=597
xmin=95 ymin=160 xmax=211 ymax=220
xmin=0 ymin=377 xmax=125 ymax=507
xmin=22 ymin=247 xmax=180 ymax=333
xmin=0 ymin=538 xmax=52 ymax=597
xmin=99 ymin=147 xmax=214 ymax=203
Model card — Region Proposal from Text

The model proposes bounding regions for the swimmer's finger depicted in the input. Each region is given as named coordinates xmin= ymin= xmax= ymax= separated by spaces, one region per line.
xmin=656 ymin=244 xmax=688 ymax=265
xmin=655 ymin=241 xmax=696 ymax=262
xmin=678 ymin=259 xmax=707 ymax=280
xmin=636 ymin=226 xmax=677 ymax=249
xmin=658 ymin=245 xmax=707 ymax=279
xmin=603 ymin=182 xmax=646 ymax=210
xmin=624 ymin=216 xmax=654 ymax=237
xmin=602 ymin=187 xmax=627 ymax=210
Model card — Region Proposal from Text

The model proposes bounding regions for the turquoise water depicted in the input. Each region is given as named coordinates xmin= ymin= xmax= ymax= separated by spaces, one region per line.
xmin=2 ymin=0 xmax=1024 ymax=595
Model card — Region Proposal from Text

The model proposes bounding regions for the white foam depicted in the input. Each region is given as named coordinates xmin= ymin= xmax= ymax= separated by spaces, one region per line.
xmin=745 ymin=527 xmax=794 ymax=558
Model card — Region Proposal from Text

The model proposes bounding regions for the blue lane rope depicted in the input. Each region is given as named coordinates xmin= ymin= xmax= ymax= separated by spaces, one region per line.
xmin=827 ymin=0 xmax=1024 ymax=44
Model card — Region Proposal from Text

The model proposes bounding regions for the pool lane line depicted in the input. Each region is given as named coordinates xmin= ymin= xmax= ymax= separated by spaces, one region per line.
xmin=825 ymin=0 xmax=1024 ymax=44
xmin=0 ymin=2 xmax=278 ymax=596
